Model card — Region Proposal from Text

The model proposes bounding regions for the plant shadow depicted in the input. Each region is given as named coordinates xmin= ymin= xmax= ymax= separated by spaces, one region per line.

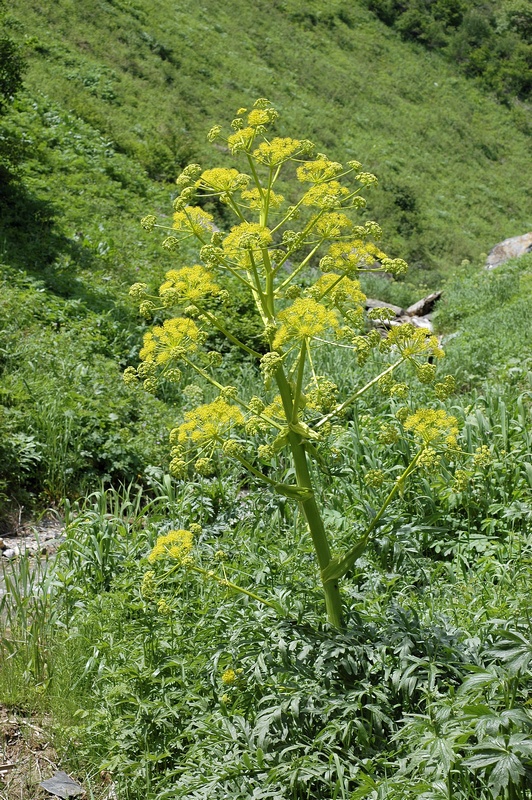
xmin=0 ymin=170 xmax=117 ymax=312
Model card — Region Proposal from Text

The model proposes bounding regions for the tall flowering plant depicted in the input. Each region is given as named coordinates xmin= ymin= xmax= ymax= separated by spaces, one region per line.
xmin=126 ymin=99 xmax=456 ymax=627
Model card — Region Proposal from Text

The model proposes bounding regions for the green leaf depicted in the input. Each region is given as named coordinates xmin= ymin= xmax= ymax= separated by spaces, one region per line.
xmin=321 ymin=537 xmax=368 ymax=583
xmin=289 ymin=420 xmax=320 ymax=440
xmin=273 ymin=482 xmax=313 ymax=501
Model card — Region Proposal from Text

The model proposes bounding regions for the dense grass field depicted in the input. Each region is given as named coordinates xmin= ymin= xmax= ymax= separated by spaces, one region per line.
xmin=0 ymin=1 xmax=531 ymax=798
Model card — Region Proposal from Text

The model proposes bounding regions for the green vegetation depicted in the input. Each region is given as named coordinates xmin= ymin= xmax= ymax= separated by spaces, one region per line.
xmin=2 ymin=252 xmax=531 ymax=795
xmin=0 ymin=0 xmax=531 ymax=797
xmin=362 ymin=0 xmax=532 ymax=104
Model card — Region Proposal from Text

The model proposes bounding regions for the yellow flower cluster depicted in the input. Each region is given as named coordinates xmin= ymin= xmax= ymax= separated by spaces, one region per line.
xmin=364 ymin=469 xmax=385 ymax=488
xmin=139 ymin=318 xmax=203 ymax=365
xmin=159 ymin=265 xmax=220 ymax=306
xmin=227 ymin=127 xmax=256 ymax=153
xmin=306 ymin=378 xmax=338 ymax=413
xmin=473 ymin=445 xmax=492 ymax=469
xmin=297 ymin=158 xmax=343 ymax=183
xmin=241 ymin=187 xmax=284 ymax=210
xmin=148 ymin=529 xmax=194 ymax=564
xmin=198 ymin=168 xmax=250 ymax=193
xmin=223 ymin=222 xmax=273 ymax=259
xmin=173 ymin=397 xmax=245 ymax=446
xmin=221 ymin=667 xmax=243 ymax=685
xmin=314 ymin=212 xmax=353 ymax=238
xmin=385 ymin=324 xmax=444 ymax=361
xmin=172 ymin=206 xmax=215 ymax=237
xmin=404 ymin=408 xmax=459 ymax=447
xmin=252 ymin=137 xmax=303 ymax=165
xmin=302 ymin=181 xmax=350 ymax=209
xmin=247 ymin=107 xmax=278 ymax=126
xmin=307 ymin=274 xmax=366 ymax=308
xmin=322 ymin=240 xmax=387 ymax=273
xmin=273 ymin=298 xmax=339 ymax=348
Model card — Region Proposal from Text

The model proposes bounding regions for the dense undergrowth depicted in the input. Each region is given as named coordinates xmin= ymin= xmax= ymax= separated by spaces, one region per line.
xmin=2 ymin=254 xmax=532 ymax=799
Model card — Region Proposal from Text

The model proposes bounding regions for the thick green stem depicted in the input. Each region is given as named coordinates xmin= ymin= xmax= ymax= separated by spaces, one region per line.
xmin=275 ymin=367 xmax=344 ymax=628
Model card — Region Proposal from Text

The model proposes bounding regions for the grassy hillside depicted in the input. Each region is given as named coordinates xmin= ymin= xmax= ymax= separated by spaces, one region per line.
xmin=4 ymin=0 xmax=532 ymax=277
xmin=1 ymin=0 xmax=532 ymax=516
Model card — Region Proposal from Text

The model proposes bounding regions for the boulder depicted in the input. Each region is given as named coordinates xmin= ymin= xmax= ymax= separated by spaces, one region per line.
xmin=486 ymin=232 xmax=532 ymax=269
xmin=405 ymin=291 xmax=442 ymax=317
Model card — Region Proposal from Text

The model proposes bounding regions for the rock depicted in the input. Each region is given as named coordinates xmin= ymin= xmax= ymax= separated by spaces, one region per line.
xmin=365 ymin=298 xmax=404 ymax=316
xmin=405 ymin=291 xmax=442 ymax=317
xmin=40 ymin=771 xmax=84 ymax=798
xmin=486 ymin=232 xmax=532 ymax=269
xmin=2 ymin=546 xmax=20 ymax=559
xmin=404 ymin=314 xmax=434 ymax=332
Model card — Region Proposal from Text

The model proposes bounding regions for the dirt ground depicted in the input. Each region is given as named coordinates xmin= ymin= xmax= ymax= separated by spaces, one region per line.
xmin=0 ymin=706 xmax=59 ymax=800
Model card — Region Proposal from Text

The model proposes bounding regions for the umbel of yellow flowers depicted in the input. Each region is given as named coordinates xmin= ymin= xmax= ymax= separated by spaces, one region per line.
xmin=126 ymin=99 xmax=457 ymax=628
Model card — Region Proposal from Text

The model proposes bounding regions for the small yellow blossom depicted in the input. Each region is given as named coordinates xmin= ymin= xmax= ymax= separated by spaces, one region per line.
xmin=435 ymin=375 xmax=456 ymax=400
xmin=364 ymin=469 xmax=385 ymax=488
xmin=176 ymin=397 xmax=245 ymax=446
xmin=221 ymin=668 xmax=237 ymax=684
xmin=263 ymin=395 xmax=285 ymax=420
xmin=385 ymin=324 xmax=444 ymax=361
xmin=241 ymin=187 xmax=284 ymax=210
xmin=223 ymin=221 xmax=273 ymax=255
xmin=140 ymin=570 xmax=156 ymax=599
xmin=173 ymin=206 xmax=215 ymax=237
xmin=378 ymin=423 xmax=399 ymax=444
xmin=197 ymin=168 xmax=250 ymax=193
xmin=273 ymin=298 xmax=339 ymax=348
xmin=159 ymin=265 xmax=220 ymax=306
xmin=297 ymin=158 xmax=343 ymax=183
xmin=139 ymin=317 xmax=202 ymax=365
xmin=314 ymin=212 xmax=353 ymax=238
xmin=227 ymin=126 xmax=256 ymax=153
xmin=252 ymin=137 xmax=302 ymax=165
xmin=324 ymin=240 xmax=387 ymax=273
xmin=418 ymin=447 xmax=440 ymax=470
xmin=302 ymin=181 xmax=350 ymax=209
xmin=404 ymin=409 xmax=459 ymax=448
xmin=306 ymin=274 xmax=366 ymax=307
xmin=473 ymin=445 xmax=492 ymax=469
xmin=453 ymin=469 xmax=470 ymax=492
xmin=148 ymin=529 xmax=194 ymax=564
xmin=157 ymin=598 xmax=172 ymax=616
xmin=247 ymin=107 xmax=278 ymax=126
xmin=306 ymin=378 xmax=338 ymax=413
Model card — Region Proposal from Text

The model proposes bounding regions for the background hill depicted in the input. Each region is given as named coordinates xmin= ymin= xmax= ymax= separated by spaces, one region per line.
xmin=1 ymin=0 xmax=531 ymax=513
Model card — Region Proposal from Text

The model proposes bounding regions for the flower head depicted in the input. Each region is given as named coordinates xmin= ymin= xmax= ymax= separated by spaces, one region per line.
xmin=273 ymin=298 xmax=339 ymax=348
xmin=302 ymin=181 xmax=350 ymax=209
xmin=148 ymin=529 xmax=194 ymax=564
xmin=159 ymin=265 xmax=220 ymax=306
xmin=297 ymin=158 xmax=344 ymax=183
xmin=324 ymin=239 xmax=387 ymax=273
xmin=252 ymin=137 xmax=303 ymax=165
xmin=198 ymin=168 xmax=250 ymax=193
xmin=404 ymin=408 xmax=459 ymax=448
xmin=175 ymin=397 xmax=245 ymax=447
xmin=173 ymin=207 xmax=215 ymax=237
xmin=139 ymin=317 xmax=203 ymax=365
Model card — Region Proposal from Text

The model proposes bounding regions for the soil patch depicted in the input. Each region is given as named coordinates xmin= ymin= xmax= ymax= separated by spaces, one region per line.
xmin=0 ymin=706 xmax=59 ymax=800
